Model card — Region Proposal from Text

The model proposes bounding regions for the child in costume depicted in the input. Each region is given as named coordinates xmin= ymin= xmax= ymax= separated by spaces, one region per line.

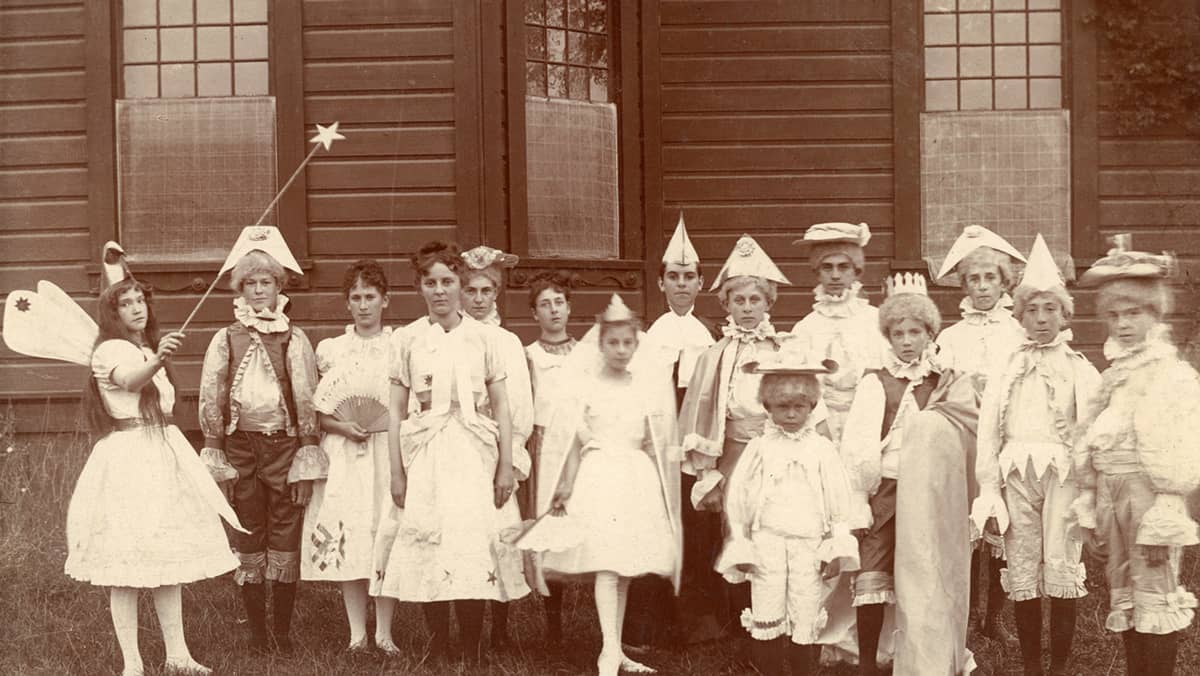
xmin=970 ymin=235 xmax=1099 ymax=676
xmin=521 ymin=294 xmax=681 ymax=676
xmin=678 ymin=235 xmax=794 ymax=647
xmin=524 ymin=270 xmax=577 ymax=645
xmin=377 ymin=241 xmax=529 ymax=663
xmin=459 ymin=244 xmax=534 ymax=651
xmin=1074 ymin=236 xmax=1200 ymax=676
xmin=38 ymin=255 xmax=243 ymax=676
xmin=717 ymin=351 xmax=861 ymax=676
xmin=936 ymin=225 xmax=1027 ymax=648
xmin=841 ymin=274 xmax=979 ymax=676
xmin=198 ymin=227 xmax=324 ymax=653
xmin=299 ymin=259 xmax=398 ymax=654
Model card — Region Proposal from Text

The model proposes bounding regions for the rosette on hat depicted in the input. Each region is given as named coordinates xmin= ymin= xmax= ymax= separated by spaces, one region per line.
xmin=709 ymin=235 xmax=790 ymax=291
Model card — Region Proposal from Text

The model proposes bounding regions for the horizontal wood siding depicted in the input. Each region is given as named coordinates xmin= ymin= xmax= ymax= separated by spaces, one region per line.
xmin=0 ymin=1 xmax=90 ymax=430
xmin=657 ymin=0 xmax=894 ymax=324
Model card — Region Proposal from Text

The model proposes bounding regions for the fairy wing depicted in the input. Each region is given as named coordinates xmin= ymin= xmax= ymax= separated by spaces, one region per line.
xmin=2 ymin=281 xmax=98 ymax=366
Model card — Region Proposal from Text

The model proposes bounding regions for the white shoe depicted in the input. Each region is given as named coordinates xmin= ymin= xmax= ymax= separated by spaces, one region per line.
xmin=120 ymin=665 xmax=145 ymax=676
xmin=597 ymin=649 xmax=620 ymax=676
xmin=164 ymin=657 xmax=212 ymax=675
xmin=620 ymin=655 xmax=657 ymax=673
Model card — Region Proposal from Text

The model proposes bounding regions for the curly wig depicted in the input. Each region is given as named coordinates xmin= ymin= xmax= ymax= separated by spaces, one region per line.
xmin=717 ymin=276 xmax=778 ymax=308
xmin=1096 ymin=277 xmax=1172 ymax=319
xmin=759 ymin=373 xmax=822 ymax=408
xmin=229 ymin=250 xmax=287 ymax=292
xmin=878 ymin=293 xmax=941 ymax=337
xmin=1012 ymin=285 xmax=1074 ymax=321
xmin=957 ymin=247 xmax=1017 ymax=291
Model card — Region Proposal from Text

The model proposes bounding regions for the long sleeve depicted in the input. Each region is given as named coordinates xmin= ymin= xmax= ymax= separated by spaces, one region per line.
xmin=1133 ymin=362 xmax=1200 ymax=546
xmin=838 ymin=374 xmax=885 ymax=527
xmin=286 ymin=327 xmax=328 ymax=483
xmin=500 ymin=329 xmax=534 ymax=481
xmin=715 ymin=438 xmax=763 ymax=583
xmin=816 ymin=440 xmax=863 ymax=570
xmin=970 ymin=364 xmax=1010 ymax=534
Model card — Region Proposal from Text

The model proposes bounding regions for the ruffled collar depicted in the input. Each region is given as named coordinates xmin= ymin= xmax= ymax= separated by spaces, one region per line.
xmin=722 ymin=314 xmax=777 ymax=342
xmin=233 ymin=295 xmax=291 ymax=333
xmin=1103 ymin=324 xmax=1175 ymax=364
xmin=537 ymin=335 xmax=577 ymax=356
xmin=884 ymin=344 xmax=939 ymax=382
xmin=762 ymin=417 xmax=817 ymax=442
xmin=812 ymin=281 xmax=872 ymax=318
xmin=1019 ymin=328 xmax=1074 ymax=352
xmin=345 ymin=324 xmax=391 ymax=341
xmin=960 ymin=294 xmax=1014 ymax=325
xmin=478 ymin=307 xmax=502 ymax=327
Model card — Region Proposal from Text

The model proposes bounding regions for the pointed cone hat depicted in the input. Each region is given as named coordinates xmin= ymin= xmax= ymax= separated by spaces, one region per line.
xmin=662 ymin=212 xmax=700 ymax=266
xmin=936 ymin=224 xmax=1026 ymax=281
xmin=1015 ymin=233 xmax=1064 ymax=293
xmin=710 ymin=235 xmax=790 ymax=291
xmin=597 ymin=293 xmax=636 ymax=323
xmin=219 ymin=225 xmax=303 ymax=276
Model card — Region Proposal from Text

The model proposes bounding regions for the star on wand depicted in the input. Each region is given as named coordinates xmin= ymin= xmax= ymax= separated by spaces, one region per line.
xmin=177 ymin=122 xmax=345 ymax=334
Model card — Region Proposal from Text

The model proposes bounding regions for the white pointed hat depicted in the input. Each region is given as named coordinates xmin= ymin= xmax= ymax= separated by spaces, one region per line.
xmin=936 ymin=224 xmax=1026 ymax=281
xmin=662 ymin=212 xmax=700 ymax=266
xmin=1015 ymin=233 xmax=1064 ymax=293
xmin=462 ymin=245 xmax=519 ymax=271
xmin=709 ymin=235 xmax=790 ymax=291
xmin=597 ymin=293 xmax=637 ymax=323
xmin=219 ymin=225 xmax=303 ymax=276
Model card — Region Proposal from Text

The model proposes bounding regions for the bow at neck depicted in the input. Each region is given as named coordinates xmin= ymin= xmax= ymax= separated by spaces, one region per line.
xmin=812 ymin=281 xmax=872 ymax=318
xmin=1019 ymin=329 xmax=1074 ymax=352
xmin=960 ymin=294 xmax=1015 ymax=325
xmin=722 ymin=315 xmax=777 ymax=343
xmin=884 ymin=344 xmax=939 ymax=382
xmin=233 ymin=295 xmax=291 ymax=333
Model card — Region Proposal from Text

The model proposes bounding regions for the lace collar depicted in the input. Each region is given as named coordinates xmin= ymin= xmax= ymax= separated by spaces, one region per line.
xmin=884 ymin=344 xmax=939 ymax=382
xmin=1103 ymin=324 xmax=1175 ymax=365
xmin=721 ymin=314 xmax=777 ymax=342
xmin=762 ymin=417 xmax=817 ymax=442
xmin=812 ymin=281 xmax=872 ymax=319
xmin=233 ymin=295 xmax=291 ymax=334
xmin=959 ymin=294 xmax=1015 ymax=325
xmin=1019 ymin=328 xmax=1074 ymax=352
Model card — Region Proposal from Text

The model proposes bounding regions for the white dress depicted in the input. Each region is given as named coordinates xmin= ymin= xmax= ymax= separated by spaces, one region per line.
xmin=301 ymin=326 xmax=393 ymax=582
xmin=539 ymin=373 xmax=676 ymax=578
xmin=65 ymin=340 xmax=240 ymax=587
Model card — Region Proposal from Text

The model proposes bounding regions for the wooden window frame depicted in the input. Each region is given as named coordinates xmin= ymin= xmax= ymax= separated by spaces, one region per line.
xmin=85 ymin=0 xmax=308 ymax=292
xmin=891 ymin=0 xmax=1100 ymax=271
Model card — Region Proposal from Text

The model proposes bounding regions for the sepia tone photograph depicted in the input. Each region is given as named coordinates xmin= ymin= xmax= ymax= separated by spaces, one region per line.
xmin=1 ymin=1 xmax=1199 ymax=674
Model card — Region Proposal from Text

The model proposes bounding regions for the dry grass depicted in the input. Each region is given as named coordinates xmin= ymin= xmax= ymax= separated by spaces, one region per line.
xmin=0 ymin=417 xmax=1197 ymax=675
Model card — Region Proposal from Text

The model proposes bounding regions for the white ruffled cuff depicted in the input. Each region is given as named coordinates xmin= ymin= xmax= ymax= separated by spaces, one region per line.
xmin=1136 ymin=493 xmax=1200 ymax=547
xmin=817 ymin=524 xmax=861 ymax=572
xmin=1069 ymin=488 xmax=1097 ymax=530
xmin=200 ymin=447 xmax=238 ymax=483
xmin=715 ymin=536 xmax=758 ymax=584
xmin=691 ymin=469 xmax=724 ymax=510
xmin=287 ymin=444 xmax=329 ymax=483
xmin=969 ymin=491 xmax=1010 ymax=535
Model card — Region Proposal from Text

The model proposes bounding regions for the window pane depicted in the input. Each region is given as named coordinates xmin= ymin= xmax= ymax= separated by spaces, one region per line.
xmin=590 ymin=68 xmax=608 ymax=101
xmin=547 ymin=64 xmax=567 ymax=97
xmin=568 ymin=66 xmax=588 ymax=100
xmin=959 ymin=0 xmax=990 ymax=9
xmin=994 ymin=0 xmax=1024 ymax=8
xmin=960 ymin=79 xmax=992 ymax=109
xmin=567 ymin=31 xmax=587 ymax=65
xmin=197 ymin=62 xmax=232 ymax=96
xmin=234 ymin=25 xmax=269 ymax=60
xmin=545 ymin=0 xmax=565 ymax=27
xmin=994 ymin=45 xmax=1026 ymax=76
xmin=585 ymin=0 xmax=607 ymax=33
xmin=1029 ymin=77 xmax=1061 ymax=108
xmin=567 ymin=0 xmax=587 ymax=30
xmin=995 ymin=78 xmax=1028 ymax=109
xmin=926 ymin=79 xmax=958 ymax=111
xmin=527 ymin=26 xmax=547 ymax=59
xmin=198 ymin=0 xmax=231 ymax=24
xmin=159 ymin=0 xmax=193 ymax=26
xmin=1029 ymin=12 xmax=1061 ymax=43
xmin=925 ymin=14 xmax=956 ymax=46
xmin=1029 ymin=45 xmax=1061 ymax=76
xmin=197 ymin=26 xmax=231 ymax=60
xmin=925 ymin=47 xmax=956 ymax=78
xmin=959 ymin=14 xmax=991 ymax=44
xmin=124 ymin=65 xmax=158 ymax=97
xmin=525 ymin=0 xmax=545 ymax=25
xmin=924 ymin=0 xmax=956 ymax=11
xmin=160 ymin=27 xmax=194 ymax=62
xmin=959 ymin=46 xmax=991 ymax=77
xmin=234 ymin=0 xmax=269 ymax=23
xmin=547 ymin=28 xmax=566 ymax=62
xmin=1028 ymin=0 xmax=1059 ymax=8
xmin=994 ymin=13 xmax=1026 ymax=44
xmin=124 ymin=28 xmax=158 ymax=64
xmin=235 ymin=61 xmax=269 ymax=95
xmin=587 ymin=32 xmax=607 ymax=67
xmin=160 ymin=63 xmax=195 ymax=97
xmin=124 ymin=0 xmax=156 ymax=26
xmin=526 ymin=62 xmax=547 ymax=96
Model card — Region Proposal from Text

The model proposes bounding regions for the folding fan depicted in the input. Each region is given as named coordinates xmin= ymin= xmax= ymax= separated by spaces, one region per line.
xmin=331 ymin=393 xmax=389 ymax=433
xmin=315 ymin=366 xmax=390 ymax=433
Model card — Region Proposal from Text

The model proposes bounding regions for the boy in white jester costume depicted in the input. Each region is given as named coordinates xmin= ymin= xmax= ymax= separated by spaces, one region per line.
xmin=936 ymin=224 xmax=1027 ymax=647
xmin=198 ymin=226 xmax=325 ymax=653
xmin=678 ymin=235 xmax=794 ymax=647
xmin=459 ymin=244 xmax=534 ymax=651
xmin=970 ymin=235 xmax=1100 ymax=676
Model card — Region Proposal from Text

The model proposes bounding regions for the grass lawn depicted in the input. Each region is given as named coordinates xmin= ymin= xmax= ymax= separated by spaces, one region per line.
xmin=1 ymin=427 xmax=1197 ymax=675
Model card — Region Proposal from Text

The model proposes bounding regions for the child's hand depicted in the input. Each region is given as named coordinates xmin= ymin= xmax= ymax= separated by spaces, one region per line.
xmin=156 ymin=331 xmax=185 ymax=362
xmin=291 ymin=479 xmax=313 ymax=506
xmin=550 ymin=484 xmax=573 ymax=515
xmin=340 ymin=421 xmax=370 ymax=443
xmin=494 ymin=463 xmax=515 ymax=508
xmin=696 ymin=487 xmax=724 ymax=512
xmin=391 ymin=473 xmax=407 ymax=509
xmin=1142 ymin=544 xmax=1169 ymax=567
xmin=852 ymin=528 xmax=869 ymax=540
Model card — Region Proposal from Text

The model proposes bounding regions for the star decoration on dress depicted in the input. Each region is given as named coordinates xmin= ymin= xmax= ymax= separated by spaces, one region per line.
xmin=309 ymin=121 xmax=345 ymax=151
xmin=14 ymin=296 xmax=30 ymax=312
xmin=375 ymin=569 xmax=385 ymax=582
xmin=487 ymin=570 xmax=497 ymax=585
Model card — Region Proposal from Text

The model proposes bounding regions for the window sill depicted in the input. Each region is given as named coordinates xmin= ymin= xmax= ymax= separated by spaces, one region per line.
xmin=509 ymin=258 xmax=644 ymax=290
xmin=85 ymin=258 xmax=314 ymax=293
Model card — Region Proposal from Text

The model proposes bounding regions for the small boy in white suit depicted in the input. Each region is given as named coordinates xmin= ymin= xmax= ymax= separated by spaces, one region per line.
xmin=717 ymin=352 xmax=862 ymax=676
xmin=970 ymin=234 xmax=1101 ymax=676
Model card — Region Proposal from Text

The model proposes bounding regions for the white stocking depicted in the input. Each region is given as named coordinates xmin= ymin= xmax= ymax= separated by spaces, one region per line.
xmin=109 ymin=587 xmax=142 ymax=674
xmin=375 ymin=595 xmax=398 ymax=647
xmin=151 ymin=585 xmax=191 ymax=663
xmin=340 ymin=580 xmax=369 ymax=646
xmin=594 ymin=573 xmax=630 ymax=675
xmin=614 ymin=576 xmax=654 ymax=672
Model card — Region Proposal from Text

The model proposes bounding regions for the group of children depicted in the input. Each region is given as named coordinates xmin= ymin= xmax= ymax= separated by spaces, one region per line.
xmin=59 ymin=219 xmax=1199 ymax=676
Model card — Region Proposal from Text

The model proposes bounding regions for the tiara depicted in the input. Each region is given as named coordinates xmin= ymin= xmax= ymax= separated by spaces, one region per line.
xmin=884 ymin=272 xmax=929 ymax=297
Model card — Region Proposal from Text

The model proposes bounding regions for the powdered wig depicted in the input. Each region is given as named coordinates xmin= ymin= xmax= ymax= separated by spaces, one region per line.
xmin=1013 ymin=285 xmax=1074 ymax=321
xmin=809 ymin=241 xmax=865 ymax=273
xmin=411 ymin=240 xmax=465 ymax=286
xmin=878 ymin=293 xmax=942 ymax=337
xmin=759 ymin=372 xmax=822 ymax=408
xmin=957 ymin=247 xmax=1017 ymax=290
xmin=229 ymin=249 xmax=287 ymax=292
xmin=1096 ymin=278 xmax=1173 ymax=319
xmin=464 ymin=265 xmax=503 ymax=292
xmin=718 ymin=276 xmax=778 ymax=308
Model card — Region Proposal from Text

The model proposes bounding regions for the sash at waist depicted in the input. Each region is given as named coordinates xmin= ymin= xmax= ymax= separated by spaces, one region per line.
xmin=112 ymin=416 xmax=174 ymax=431
xmin=1092 ymin=447 xmax=1142 ymax=475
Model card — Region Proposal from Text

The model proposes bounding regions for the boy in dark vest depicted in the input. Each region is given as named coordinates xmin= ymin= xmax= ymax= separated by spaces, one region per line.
xmin=199 ymin=227 xmax=324 ymax=653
